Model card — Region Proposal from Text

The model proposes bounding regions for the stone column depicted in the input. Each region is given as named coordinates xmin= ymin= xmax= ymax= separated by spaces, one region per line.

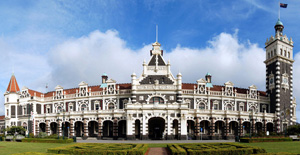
xmin=58 ymin=120 xmax=62 ymax=136
xmin=83 ymin=118 xmax=88 ymax=140
xmin=97 ymin=118 xmax=102 ymax=140
xmin=70 ymin=119 xmax=74 ymax=137
xmin=263 ymin=119 xmax=267 ymax=133
xmin=113 ymin=118 xmax=118 ymax=140
xmin=46 ymin=120 xmax=50 ymax=136
xmin=35 ymin=120 xmax=39 ymax=136
xmin=238 ymin=119 xmax=243 ymax=137
xmin=210 ymin=117 xmax=215 ymax=139
xmin=251 ymin=119 xmax=256 ymax=135
xmin=195 ymin=118 xmax=200 ymax=140
xmin=225 ymin=118 xmax=229 ymax=137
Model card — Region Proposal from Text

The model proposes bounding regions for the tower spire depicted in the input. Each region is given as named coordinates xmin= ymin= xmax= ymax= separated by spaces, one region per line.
xmin=6 ymin=74 xmax=20 ymax=93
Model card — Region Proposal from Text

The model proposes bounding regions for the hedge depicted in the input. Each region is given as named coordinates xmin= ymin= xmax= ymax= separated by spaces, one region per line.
xmin=47 ymin=143 xmax=148 ymax=155
xmin=168 ymin=143 xmax=266 ymax=155
xmin=240 ymin=137 xmax=293 ymax=143
xmin=22 ymin=138 xmax=73 ymax=143
xmin=12 ymin=152 xmax=67 ymax=155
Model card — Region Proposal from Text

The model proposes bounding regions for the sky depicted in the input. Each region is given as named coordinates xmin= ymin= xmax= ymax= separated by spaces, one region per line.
xmin=0 ymin=0 xmax=300 ymax=121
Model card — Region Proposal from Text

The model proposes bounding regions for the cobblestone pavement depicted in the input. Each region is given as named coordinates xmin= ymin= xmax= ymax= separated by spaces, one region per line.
xmin=77 ymin=138 xmax=235 ymax=143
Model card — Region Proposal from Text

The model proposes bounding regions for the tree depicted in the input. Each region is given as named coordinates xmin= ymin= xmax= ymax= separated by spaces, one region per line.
xmin=287 ymin=125 xmax=300 ymax=135
xmin=4 ymin=126 xmax=26 ymax=135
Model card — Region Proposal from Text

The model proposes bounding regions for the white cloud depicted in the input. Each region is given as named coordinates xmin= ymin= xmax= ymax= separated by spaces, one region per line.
xmin=1 ymin=29 xmax=299 ymax=122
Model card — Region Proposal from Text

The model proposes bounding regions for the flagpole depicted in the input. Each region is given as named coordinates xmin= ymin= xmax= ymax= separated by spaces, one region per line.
xmin=278 ymin=1 xmax=280 ymax=19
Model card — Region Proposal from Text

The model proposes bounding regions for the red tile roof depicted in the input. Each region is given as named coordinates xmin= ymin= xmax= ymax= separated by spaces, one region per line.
xmin=117 ymin=83 xmax=131 ymax=89
xmin=28 ymin=89 xmax=43 ymax=97
xmin=0 ymin=115 xmax=5 ymax=120
xmin=6 ymin=74 xmax=20 ymax=93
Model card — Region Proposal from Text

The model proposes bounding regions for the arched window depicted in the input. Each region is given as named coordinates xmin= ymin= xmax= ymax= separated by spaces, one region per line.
xmin=270 ymin=51 xmax=273 ymax=57
xmin=280 ymin=49 xmax=283 ymax=55
xmin=268 ymin=53 xmax=270 ymax=59
xmin=149 ymin=97 xmax=164 ymax=104
xmin=81 ymin=104 xmax=87 ymax=111
xmin=288 ymin=52 xmax=290 ymax=58
xmin=284 ymin=50 xmax=287 ymax=57
xmin=108 ymin=103 xmax=114 ymax=110
xmin=57 ymin=106 xmax=62 ymax=113
xmin=199 ymin=103 xmax=205 ymax=110
xmin=249 ymin=106 xmax=255 ymax=112
xmin=227 ymin=104 xmax=232 ymax=111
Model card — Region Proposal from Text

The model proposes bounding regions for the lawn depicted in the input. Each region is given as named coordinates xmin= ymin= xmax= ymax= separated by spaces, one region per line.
xmin=243 ymin=141 xmax=300 ymax=154
xmin=0 ymin=142 xmax=74 ymax=155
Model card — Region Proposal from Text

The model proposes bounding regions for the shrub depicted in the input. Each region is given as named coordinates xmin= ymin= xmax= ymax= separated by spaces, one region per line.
xmin=22 ymin=138 xmax=73 ymax=143
xmin=240 ymin=137 xmax=292 ymax=143
xmin=12 ymin=152 xmax=66 ymax=155
xmin=29 ymin=133 xmax=35 ymax=138
xmin=45 ymin=134 xmax=59 ymax=139
xmin=48 ymin=143 xmax=148 ymax=155
xmin=168 ymin=143 xmax=265 ymax=155
xmin=287 ymin=124 xmax=300 ymax=135
xmin=3 ymin=126 xmax=26 ymax=135
xmin=38 ymin=132 xmax=48 ymax=138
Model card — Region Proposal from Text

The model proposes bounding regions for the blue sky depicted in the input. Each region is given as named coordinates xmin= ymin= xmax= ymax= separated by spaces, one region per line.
xmin=0 ymin=0 xmax=300 ymax=121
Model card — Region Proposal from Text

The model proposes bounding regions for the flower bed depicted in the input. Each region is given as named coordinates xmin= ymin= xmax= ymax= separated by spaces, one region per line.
xmin=240 ymin=137 xmax=293 ymax=143
xmin=47 ymin=143 xmax=148 ymax=155
xmin=22 ymin=138 xmax=73 ymax=143
xmin=168 ymin=143 xmax=266 ymax=155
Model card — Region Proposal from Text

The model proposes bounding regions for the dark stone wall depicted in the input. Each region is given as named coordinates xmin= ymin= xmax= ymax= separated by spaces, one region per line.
xmin=140 ymin=75 xmax=174 ymax=84
xmin=148 ymin=54 xmax=166 ymax=66
xmin=267 ymin=62 xmax=277 ymax=113
xmin=279 ymin=62 xmax=292 ymax=120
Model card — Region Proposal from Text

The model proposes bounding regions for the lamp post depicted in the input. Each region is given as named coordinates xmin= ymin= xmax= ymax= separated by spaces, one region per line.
xmin=63 ymin=110 xmax=65 ymax=140
xmin=57 ymin=112 xmax=60 ymax=139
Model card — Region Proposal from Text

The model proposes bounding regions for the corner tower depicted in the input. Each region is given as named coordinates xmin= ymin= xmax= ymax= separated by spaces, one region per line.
xmin=265 ymin=19 xmax=296 ymax=132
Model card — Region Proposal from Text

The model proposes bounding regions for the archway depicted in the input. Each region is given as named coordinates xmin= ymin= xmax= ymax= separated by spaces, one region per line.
xmin=267 ymin=122 xmax=274 ymax=133
xmin=39 ymin=123 xmax=46 ymax=133
xmin=243 ymin=122 xmax=251 ymax=135
xmin=148 ymin=117 xmax=165 ymax=140
xmin=103 ymin=120 xmax=113 ymax=137
xmin=135 ymin=120 xmax=141 ymax=139
xmin=172 ymin=120 xmax=179 ymax=139
xmin=215 ymin=121 xmax=225 ymax=136
xmin=200 ymin=120 xmax=210 ymax=135
xmin=75 ymin=121 xmax=84 ymax=137
xmin=256 ymin=122 xmax=263 ymax=135
xmin=187 ymin=120 xmax=195 ymax=140
xmin=50 ymin=122 xmax=57 ymax=135
xmin=88 ymin=121 xmax=98 ymax=137
xmin=63 ymin=122 xmax=70 ymax=138
xmin=118 ymin=120 xmax=126 ymax=138
xmin=229 ymin=121 xmax=238 ymax=136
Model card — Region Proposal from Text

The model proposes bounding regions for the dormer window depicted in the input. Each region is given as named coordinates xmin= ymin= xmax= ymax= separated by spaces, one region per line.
xmin=108 ymin=103 xmax=114 ymax=110
xmin=199 ymin=103 xmax=205 ymax=110
xmin=57 ymin=106 xmax=62 ymax=113
xmin=227 ymin=104 xmax=233 ymax=111
xmin=149 ymin=97 xmax=164 ymax=104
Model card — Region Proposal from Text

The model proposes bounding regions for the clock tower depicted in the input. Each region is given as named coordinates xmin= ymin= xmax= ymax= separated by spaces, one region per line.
xmin=265 ymin=19 xmax=296 ymax=133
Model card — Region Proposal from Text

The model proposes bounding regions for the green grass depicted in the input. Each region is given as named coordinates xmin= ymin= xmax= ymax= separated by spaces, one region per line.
xmin=147 ymin=143 xmax=168 ymax=147
xmin=0 ymin=142 xmax=74 ymax=155
xmin=243 ymin=141 xmax=300 ymax=154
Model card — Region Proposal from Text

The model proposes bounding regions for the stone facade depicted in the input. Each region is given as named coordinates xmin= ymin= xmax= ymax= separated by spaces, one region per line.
xmin=2 ymin=20 xmax=297 ymax=140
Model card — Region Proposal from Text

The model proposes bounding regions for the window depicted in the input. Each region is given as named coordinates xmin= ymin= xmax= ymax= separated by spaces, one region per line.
xmin=249 ymin=106 xmax=255 ymax=112
xmin=169 ymin=96 xmax=174 ymax=100
xmin=262 ymin=105 xmax=266 ymax=112
xmin=139 ymin=96 xmax=144 ymax=101
xmin=149 ymin=97 xmax=164 ymax=104
xmin=239 ymin=106 xmax=244 ymax=111
xmin=288 ymin=52 xmax=290 ymax=58
xmin=57 ymin=106 xmax=62 ymax=113
xmin=213 ymin=104 xmax=218 ymax=110
xmin=108 ymin=103 xmax=114 ymax=110
xmin=81 ymin=104 xmax=87 ymax=111
xmin=95 ymin=104 xmax=99 ymax=110
xmin=268 ymin=53 xmax=270 ymax=59
xmin=280 ymin=49 xmax=283 ymax=55
xmin=199 ymin=103 xmax=205 ymax=110
xmin=69 ymin=106 xmax=73 ymax=112
xmin=6 ymin=109 xmax=9 ymax=116
xmin=47 ymin=108 xmax=50 ymax=113
xmin=227 ymin=104 xmax=232 ymax=111
xmin=24 ymin=107 xmax=27 ymax=115
xmin=6 ymin=98 xmax=9 ymax=102
xmin=284 ymin=50 xmax=287 ymax=57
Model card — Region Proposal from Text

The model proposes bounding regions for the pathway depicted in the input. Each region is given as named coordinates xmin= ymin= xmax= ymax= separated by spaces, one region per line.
xmin=146 ymin=147 xmax=171 ymax=155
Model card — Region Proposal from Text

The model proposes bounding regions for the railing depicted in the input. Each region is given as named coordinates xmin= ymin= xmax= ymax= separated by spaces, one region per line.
xmin=119 ymin=90 xmax=131 ymax=95
xmin=236 ymin=94 xmax=247 ymax=98
xmin=209 ymin=91 xmax=222 ymax=96
xmin=182 ymin=89 xmax=194 ymax=94
xmin=91 ymin=91 xmax=103 ymax=96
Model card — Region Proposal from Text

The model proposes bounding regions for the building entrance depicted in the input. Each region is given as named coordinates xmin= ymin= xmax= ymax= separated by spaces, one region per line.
xmin=148 ymin=117 xmax=165 ymax=140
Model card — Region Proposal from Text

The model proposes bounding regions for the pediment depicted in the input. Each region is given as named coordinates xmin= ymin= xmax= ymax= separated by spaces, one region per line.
xmin=225 ymin=81 xmax=234 ymax=86
xmin=106 ymin=79 xmax=116 ymax=83
xmin=197 ymin=78 xmax=207 ymax=84
xmin=79 ymin=81 xmax=88 ymax=86
xmin=55 ymin=85 xmax=63 ymax=90
xmin=249 ymin=85 xmax=257 ymax=90
xmin=22 ymin=86 xmax=28 ymax=90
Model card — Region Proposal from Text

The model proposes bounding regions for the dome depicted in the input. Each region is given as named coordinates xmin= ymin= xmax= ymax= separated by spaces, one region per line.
xmin=206 ymin=72 xmax=212 ymax=76
xmin=275 ymin=19 xmax=283 ymax=26
xmin=102 ymin=73 xmax=107 ymax=76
